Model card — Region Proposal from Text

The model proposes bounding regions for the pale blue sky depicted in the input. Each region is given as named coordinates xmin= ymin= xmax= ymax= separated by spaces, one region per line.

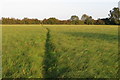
xmin=0 ymin=0 xmax=119 ymax=20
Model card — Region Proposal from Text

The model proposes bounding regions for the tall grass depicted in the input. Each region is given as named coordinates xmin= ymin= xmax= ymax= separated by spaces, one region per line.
xmin=2 ymin=25 xmax=118 ymax=78
xmin=2 ymin=25 xmax=47 ymax=78
xmin=45 ymin=25 xmax=118 ymax=78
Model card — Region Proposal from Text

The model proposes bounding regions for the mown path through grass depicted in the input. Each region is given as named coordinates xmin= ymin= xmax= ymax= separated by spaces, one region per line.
xmin=43 ymin=27 xmax=58 ymax=78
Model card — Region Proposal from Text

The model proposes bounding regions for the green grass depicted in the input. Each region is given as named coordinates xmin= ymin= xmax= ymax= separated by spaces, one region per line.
xmin=2 ymin=25 xmax=47 ymax=78
xmin=45 ymin=25 xmax=118 ymax=78
xmin=2 ymin=25 xmax=119 ymax=78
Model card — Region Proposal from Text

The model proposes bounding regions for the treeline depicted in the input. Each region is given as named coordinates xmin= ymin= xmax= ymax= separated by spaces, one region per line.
xmin=0 ymin=7 xmax=120 ymax=25
xmin=1 ymin=18 xmax=41 ymax=24
xmin=0 ymin=17 xmax=112 ymax=25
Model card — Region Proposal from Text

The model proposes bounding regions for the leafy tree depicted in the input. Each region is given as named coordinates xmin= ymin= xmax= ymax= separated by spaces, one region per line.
xmin=108 ymin=7 xmax=120 ymax=25
xmin=70 ymin=15 xmax=79 ymax=21
xmin=95 ymin=19 xmax=105 ymax=25
xmin=81 ymin=14 xmax=90 ymax=21
xmin=100 ymin=18 xmax=110 ymax=25
xmin=0 ymin=19 xmax=2 ymax=24
xmin=42 ymin=18 xmax=59 ymax=24
xmin=70 ymin=20 xmax=84 ymax=25
xmin=59 ymin=20 xmax=71 ymax=24
xmin=81 ymin=14 xmax=94 ymax=25
xmin=2 ymin=17 xmax=41 ymax=24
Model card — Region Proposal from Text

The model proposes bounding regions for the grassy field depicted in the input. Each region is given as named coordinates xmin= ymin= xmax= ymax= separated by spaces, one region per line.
xmin=2 ymin=25 xmax=118 ymax=78
xmin=2 ymin=25 xmax=47 ymax=78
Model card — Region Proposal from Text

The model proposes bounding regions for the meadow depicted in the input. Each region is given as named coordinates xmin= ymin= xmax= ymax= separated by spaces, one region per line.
xmin=2 ymin=25 xmax=47 ymax=78
xmin=2 ymin=25 xmax=118 ymax=78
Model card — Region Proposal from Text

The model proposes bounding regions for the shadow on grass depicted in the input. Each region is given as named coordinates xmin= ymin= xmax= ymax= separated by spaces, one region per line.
xmin=64 ymin=32 xmax=118 ymax=42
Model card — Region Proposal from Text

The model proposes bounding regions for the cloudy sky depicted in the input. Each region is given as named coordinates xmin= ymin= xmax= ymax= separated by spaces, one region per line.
xmin=0 ymin=0 xmax=119 ymax=20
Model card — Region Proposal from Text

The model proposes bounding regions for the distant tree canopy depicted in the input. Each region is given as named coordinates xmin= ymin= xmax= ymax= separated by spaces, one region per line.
xmin=22 ymin=18 xmax=41 ymax=24
xmin=70 ymin=15 xmax=84 ymax=25
xmin=2 ymin=17 xmax=41 ymax=24
xmin=1 ymin=7 xmax=119 ymax=25
xmin=94 ymin=19 xmax=105 ymax=25
xmin=70 ymin=15 xmax=79 ymax=21
xmin=81 ymin=14 xmax=94 ymax=25
xmin=81 ymin=14 xmax=90 ymax=21
xmin=42 ymin=18 xmax=59 ymax=24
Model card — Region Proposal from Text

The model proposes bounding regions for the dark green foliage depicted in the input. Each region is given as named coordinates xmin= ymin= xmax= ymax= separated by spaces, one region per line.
xmin=94 ymin=19 xmax=105 ymax=25
xmin=2 ymin=17 xmax=41 ymax=24
xmin=59 ymin=20 xmax=71 ymax=24
xmin=42 ymin=18 xmax=60 ymax=24
xmin=69 ymin=15 xmax=84 ymax=25
xmin=84 ymin=19 xmax=94 ymax=25
xmin=101 ymin=18 xmax=111 ymax=25
xmin=81 ymin=14 xmax=90 ymax=21
xmin=109 ymin=7 xmax=120 ymax=25
xmin=81 ymin=14 xmax=94 ymax=25
xmin=0 ymin=20 xmax=1 ymax=24
xmin=22 ymin=18 xmax=41 ymax=24
xmin=70 ymin=15 xmax=79 ymax=21
xmin=71 ymin=20 xmax=84 ymax=25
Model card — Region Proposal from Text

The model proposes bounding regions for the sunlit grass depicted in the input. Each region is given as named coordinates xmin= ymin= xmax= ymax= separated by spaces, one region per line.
xmin=2 ymin=25 xmax=118 ymax=78
xmin=2 ymin=25 xmax=47 ymax=78
xmin=45 ymin=25 xmax=118 ymax=78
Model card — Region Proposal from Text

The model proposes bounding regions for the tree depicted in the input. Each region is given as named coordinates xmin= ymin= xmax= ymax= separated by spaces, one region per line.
xmin=108 ymin=7 xmax=120 ymax=25
xmin=70 ymin=15 xmax=79 ymax=21
xmin=42 ymin=18 xmax=59 ymax=24
xmin=81 ymin=14 xmax=90 ymax=21
xmin=95 ymin=19 xmax=105 ymax=25
xmin=2 ymin=17 xmax=41 ymax=24
xmin=81 ymin=14 xmax=94 ymax=25
xmin=0 ymin=19 xmax=2 ymax=24
xmin=101 ymin=18 xmax=110 ymax=25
